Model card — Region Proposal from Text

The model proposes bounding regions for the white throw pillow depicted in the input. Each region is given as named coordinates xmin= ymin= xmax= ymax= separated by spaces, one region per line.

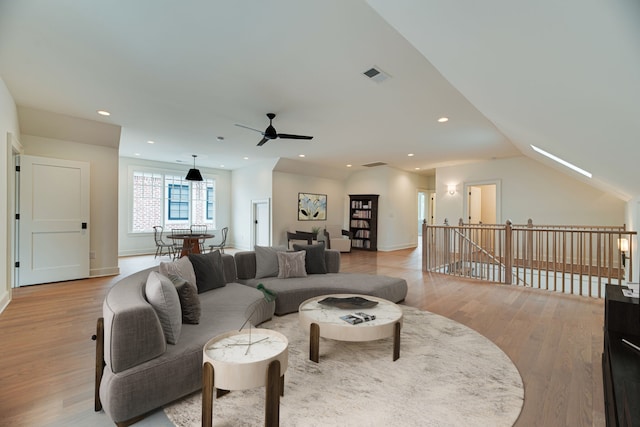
xmin=277 ymin=251 xmax=307 ymax=279
xmin=145 ymin=271 xmax=182 ymax=345
xmin=159 ymin=256 xmax=197 ymax=286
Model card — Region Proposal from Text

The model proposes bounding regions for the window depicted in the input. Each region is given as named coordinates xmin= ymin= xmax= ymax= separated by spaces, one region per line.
xmin=207 ymin=187 xmax=214 ymax=220
xmin=131 ymin=169 xmax=216 ymax=233
xmin=168 ymin=184 xmax=189 ymax=220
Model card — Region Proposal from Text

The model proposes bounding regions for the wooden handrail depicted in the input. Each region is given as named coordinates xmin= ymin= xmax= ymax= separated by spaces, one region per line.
xmin=423 ymin=220 xmax=636 ymax=298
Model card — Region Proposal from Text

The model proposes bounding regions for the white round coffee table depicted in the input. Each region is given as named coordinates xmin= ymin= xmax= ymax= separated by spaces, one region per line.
xmin=298 ymin=294 xmax=403 ymax=363
xmin=202 ymin=328 xmax=288 ymax=427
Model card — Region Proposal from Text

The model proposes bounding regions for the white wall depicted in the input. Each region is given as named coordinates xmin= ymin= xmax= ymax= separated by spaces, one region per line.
xmin=231 ymin=160 xmax=277 ymax=250
xmin=21 ymin=134 xmax=120 ymax=276
xmin=272 ymin=171 xmax=347 ymax=247
xmin=346 ymin=166 xmax=433 ymax=251
xmin=436 ymin=156 xmax=626 ymax=226
xmin=118 ymin=156 xmax=232 ymax=256
xmin=0 ymin=76 xmax=20 ymax=313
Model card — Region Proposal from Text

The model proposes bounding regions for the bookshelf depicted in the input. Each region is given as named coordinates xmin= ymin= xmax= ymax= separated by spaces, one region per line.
xmin=349 ymin=194 xmax=379 ymax=251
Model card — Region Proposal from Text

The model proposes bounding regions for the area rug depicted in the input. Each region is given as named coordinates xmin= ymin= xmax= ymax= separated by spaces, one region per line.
xmin=164 ymin=306 xmax=524 ymax=426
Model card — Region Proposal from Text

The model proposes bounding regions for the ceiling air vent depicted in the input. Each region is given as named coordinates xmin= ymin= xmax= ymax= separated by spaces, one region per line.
xmin=363 ymin=66 xmax=390 ymax=83
xmin=363 ymin=162 xmax=387 ymax=168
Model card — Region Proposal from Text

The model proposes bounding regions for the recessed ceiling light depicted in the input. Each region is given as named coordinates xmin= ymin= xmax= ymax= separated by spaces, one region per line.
xmin=408 ymin=153 xmax=414 ymax=157
xmin=220 ymin=165 xmax=225 ymax=168
xmin=415 ymin=167 xmax=420 ymax=170
xmin=243 ymin=157 xmax=249 ymax=160
xmin=298 ymin=154 xmax=305 ymax=158
xmin=530 ymin=145 xmax=592 ymax=178
xmin=346 ymin=164 xmax=352 ymax=168
xmin=134 ymin=153 xmax=140 ymax=156
xmin=97 ymin=110 xmax=111 ymax=116
xmin=437 ymin=117 xmax=449 ymax=123
xmin=147 ymin=140 xmax=155 ymax=144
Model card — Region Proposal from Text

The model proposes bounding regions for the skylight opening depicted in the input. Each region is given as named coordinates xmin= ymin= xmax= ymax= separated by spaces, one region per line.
xmin=530 ymin=145 xmax=592 ymax=178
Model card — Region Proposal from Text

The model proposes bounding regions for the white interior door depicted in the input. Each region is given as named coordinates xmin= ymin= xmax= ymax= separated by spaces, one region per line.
xmin=253 ymin=200 xmax=270 ymax=247
xmin=468 ymin=186 xmax=482 ymax=223
xmin=18 ymin=155 xmax=90 ymax=286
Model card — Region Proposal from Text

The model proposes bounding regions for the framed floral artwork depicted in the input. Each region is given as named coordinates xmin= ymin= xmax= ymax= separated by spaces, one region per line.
xmin=298 ymin=192 xmax=327 ymax=221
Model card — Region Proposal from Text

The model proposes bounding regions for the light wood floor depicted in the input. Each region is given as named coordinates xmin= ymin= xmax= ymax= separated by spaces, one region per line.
xmin=0 ymin=247 xmax=606 ymax=426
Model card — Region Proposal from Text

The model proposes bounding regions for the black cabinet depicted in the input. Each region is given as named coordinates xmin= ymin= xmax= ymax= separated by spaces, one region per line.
xmin=349 ymin=194 xmax=378 ymax=251
xmin=603 ymin=284 xmax=640 ymax=426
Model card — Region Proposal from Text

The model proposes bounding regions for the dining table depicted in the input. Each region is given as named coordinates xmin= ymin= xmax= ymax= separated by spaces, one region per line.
xmin=168 ymin=233 xmax=215 ymax=258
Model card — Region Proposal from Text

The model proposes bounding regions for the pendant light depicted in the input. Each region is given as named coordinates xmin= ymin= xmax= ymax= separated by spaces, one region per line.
xmin=185 ymin=154 xmax=203 ymax=181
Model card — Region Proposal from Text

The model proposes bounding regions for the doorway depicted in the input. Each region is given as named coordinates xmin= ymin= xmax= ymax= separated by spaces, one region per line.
xmin=417 ymin=190 xmax=435 ymax=236
xmin=463 ymin=181 xmax=500 ymax=224
xmin=252 ymin=199 xmax=271 ymax=247
xmin=18 ymin=155 xmax=90 ymax=286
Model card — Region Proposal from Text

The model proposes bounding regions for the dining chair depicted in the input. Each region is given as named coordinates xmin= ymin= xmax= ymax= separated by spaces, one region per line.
xmin=152 ymin=226 xmax=174 ymax=259
xmin=190 ymin=224 xmax=208 ymax=252
xmin=171 ymin=228 xmax=193 ymax=259
xmin=208 ymin=226 xmax=228 ymax=254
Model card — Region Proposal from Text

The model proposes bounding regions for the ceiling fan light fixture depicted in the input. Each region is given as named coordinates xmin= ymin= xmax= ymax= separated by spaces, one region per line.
xmin=185 ymin=154 xmax=204 ymax=181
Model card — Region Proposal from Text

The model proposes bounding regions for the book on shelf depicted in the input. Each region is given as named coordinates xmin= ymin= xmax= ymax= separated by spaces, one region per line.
xmin=350 ymin=219 xmax=370 ymax=228
xmin=351 ymin=240 xmax=371 ymax=248
xmin=352 ymin=210 xmax=371 ymax=219
xmin=355 ymin=230 xmax=370 ymax=238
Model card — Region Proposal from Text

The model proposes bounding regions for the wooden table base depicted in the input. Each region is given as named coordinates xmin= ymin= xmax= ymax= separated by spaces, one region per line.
xmin=202 ymin=361 xmax=284 ymax=427
xmin=308 ymin=321 xmax=402 ymax=363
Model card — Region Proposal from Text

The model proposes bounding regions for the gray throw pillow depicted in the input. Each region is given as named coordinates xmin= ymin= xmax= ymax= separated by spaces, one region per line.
xmin=277 ymin=251 xmax=307 ymax=279
xmin=168 ymin=274 xmax=201 ymax=324
xmin=255 ymin=245 xmax=288 ymax=279
xmin=188 ymin=250 xmax=226 ymax=293
xmin=145 ymin=271 xmax=182 ymax=344
xmin=293 ymin=243 xmax=327 ymax=274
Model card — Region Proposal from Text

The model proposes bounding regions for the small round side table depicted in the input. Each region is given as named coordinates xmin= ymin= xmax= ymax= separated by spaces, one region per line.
xmin=202 ymin=328 xmax=288 ymax=427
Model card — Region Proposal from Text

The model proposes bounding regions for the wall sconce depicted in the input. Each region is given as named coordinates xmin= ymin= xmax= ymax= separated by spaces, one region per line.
xmin=618 ymin=237 xmax=629 ymax=267
xmin=447 ymin=184 xmax=457 ymax=195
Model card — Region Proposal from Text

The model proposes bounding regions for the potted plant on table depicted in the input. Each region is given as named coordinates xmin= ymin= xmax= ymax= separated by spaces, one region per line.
xmin=311 ymin=226 xmax=321 ymax=240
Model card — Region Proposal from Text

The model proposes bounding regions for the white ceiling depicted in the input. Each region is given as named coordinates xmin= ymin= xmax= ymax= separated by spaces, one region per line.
xmin=0 ymin=1 xmax=638 ymax=199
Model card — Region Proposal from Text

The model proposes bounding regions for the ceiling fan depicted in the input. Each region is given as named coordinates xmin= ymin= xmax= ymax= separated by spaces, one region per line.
xmin=235 ymin=113 xmax=313 ymax=146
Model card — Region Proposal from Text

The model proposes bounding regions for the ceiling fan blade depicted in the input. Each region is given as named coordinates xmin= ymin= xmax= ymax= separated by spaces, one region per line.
xmin=235 ymin=123 xmax=264 ymax=134
xmin=257 ymin=137 xmax=269 ymax=146
xmin=277 ymin=133 xmax=313 ymax=140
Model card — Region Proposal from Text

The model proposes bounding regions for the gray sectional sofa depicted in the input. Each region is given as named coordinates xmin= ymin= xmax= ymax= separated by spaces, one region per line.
xmin=97 ymin=253 xmax=275 ymax=426
xmin=96 ymin=247 xmax=408 ymax=425
xmin=234 ymin=248 xmax=408 ymax=315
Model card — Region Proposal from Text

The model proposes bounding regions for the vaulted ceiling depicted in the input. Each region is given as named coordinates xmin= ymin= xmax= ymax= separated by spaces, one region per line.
xmin=1 ymin=1 xmax=638 ymax=198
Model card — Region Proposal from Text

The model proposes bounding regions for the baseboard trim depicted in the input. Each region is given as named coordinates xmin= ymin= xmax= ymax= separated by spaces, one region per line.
xmin=90 ymin=266 xmax=120 ymax=278
xmin=0 ymin=289 xmax=11 ymax=315
xmin=378 ymin=243 xmax=418 ymax=252
xmin=118 ymin=249 xmax=156 ymax=257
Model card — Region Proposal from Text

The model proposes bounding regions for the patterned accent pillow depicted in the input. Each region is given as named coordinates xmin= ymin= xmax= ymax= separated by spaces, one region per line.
xmin=145 ymin=271 xmax=182 ymax=344
xmin=168 ymin=274 xmax=201 ymax=324
xmin=292 ymin=243 xmax=327 ymax=274
xmin=277 ymin=251 xmax=307 ymax=279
